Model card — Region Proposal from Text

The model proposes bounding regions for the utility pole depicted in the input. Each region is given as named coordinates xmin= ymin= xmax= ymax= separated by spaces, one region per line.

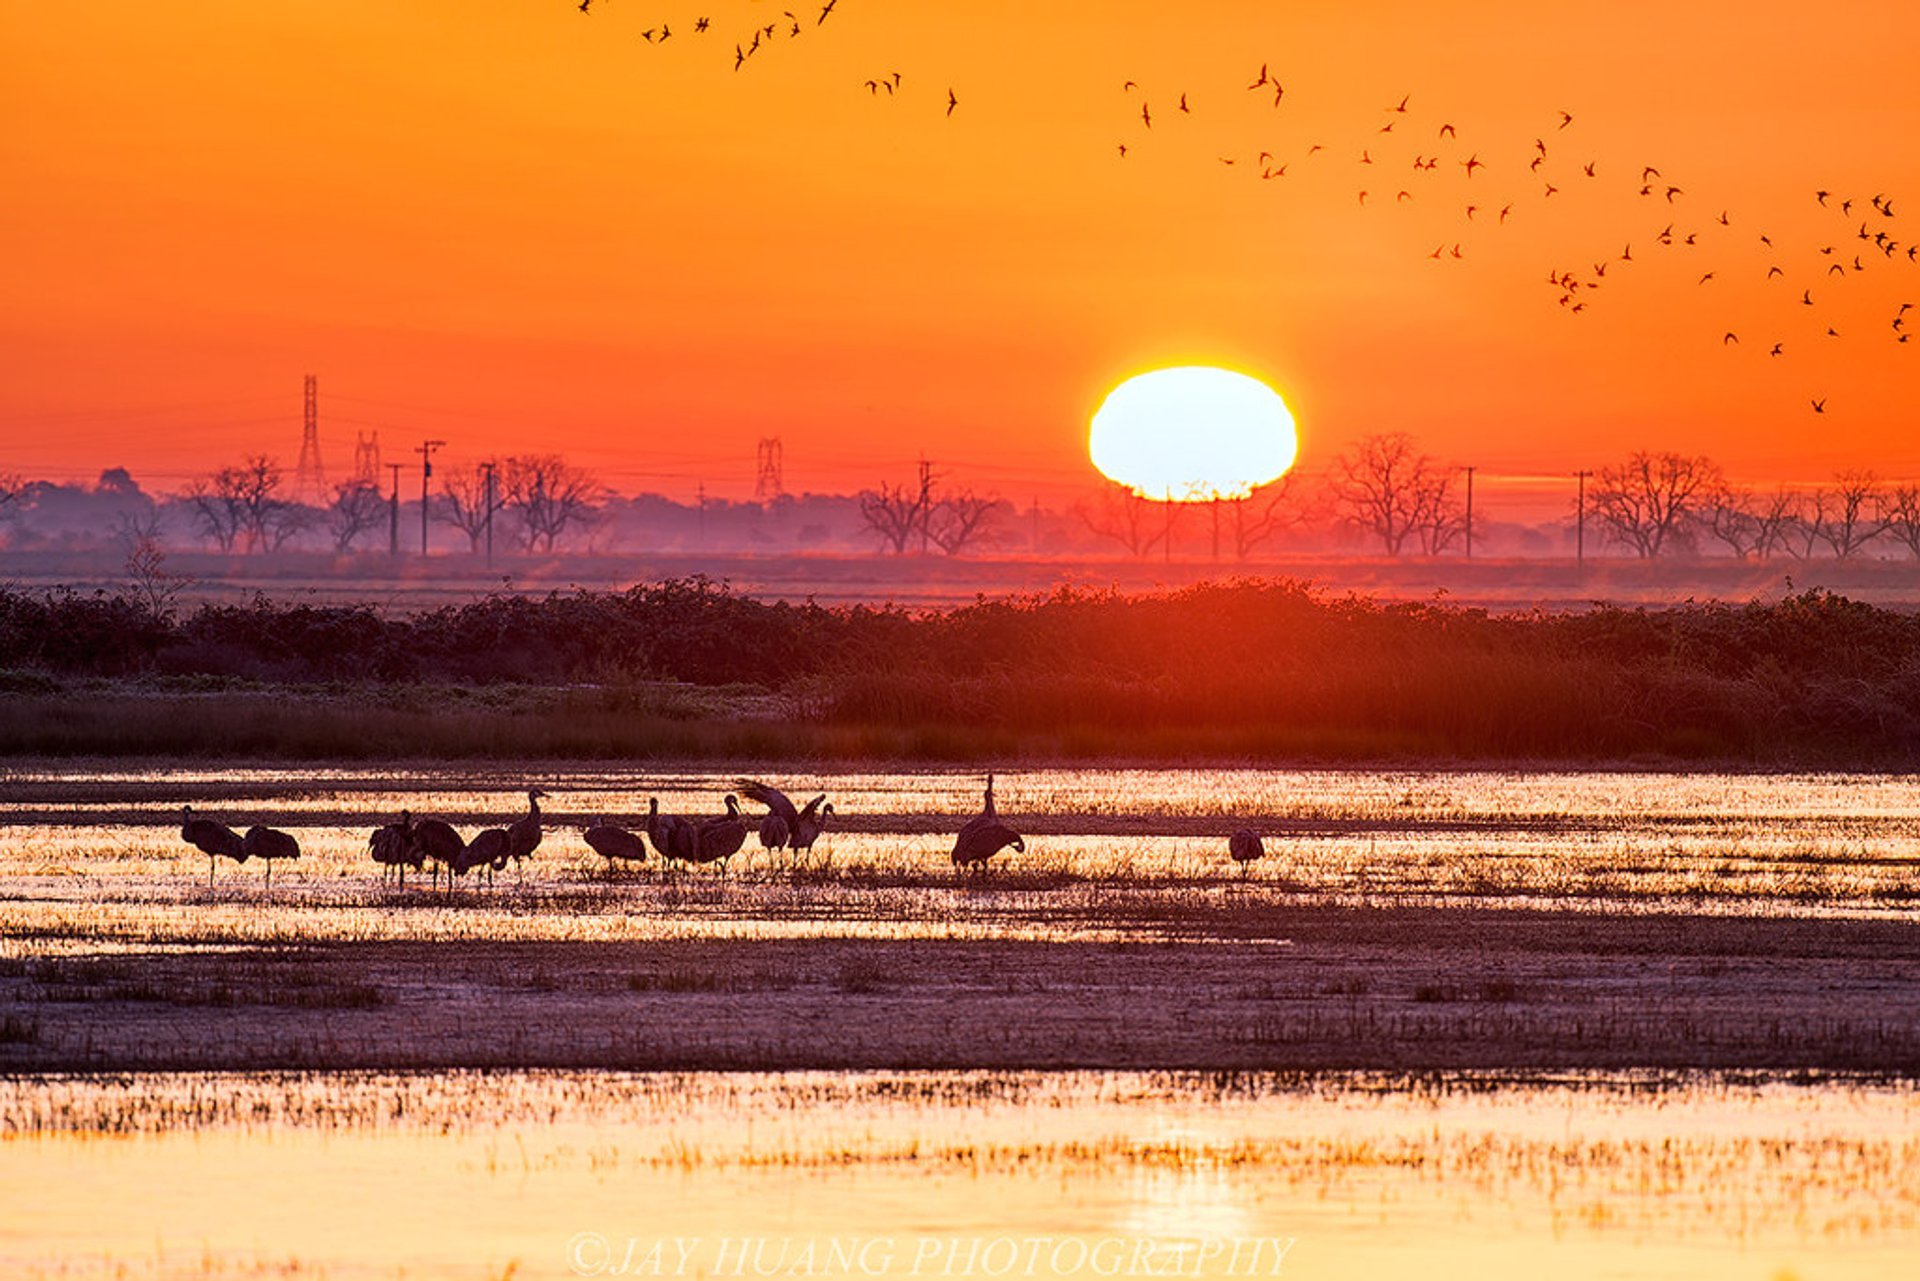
xmin=1163 ymin=487 xmax=1173 ymax=564
xmin=1575 ymin=469 xmax=1591 ymax=569
xmin=481 ymin=461 xmax=497 ymax=568
xmin=697 ymin=481 xmax=707 ymax=545
xmin=917 ymin=458 xmax=933 ymax=554
xmin=386 ymin=463 xmax=403 ymax=556
xmin=416 ymin=440 xmax=444 ymax=555
xmin=1463 ymin=466 xmax=1476 ymax=559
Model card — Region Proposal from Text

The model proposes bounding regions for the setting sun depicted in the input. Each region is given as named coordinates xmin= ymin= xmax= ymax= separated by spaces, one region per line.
xmin=1089 ymin=366 xmax=1298 ymax=500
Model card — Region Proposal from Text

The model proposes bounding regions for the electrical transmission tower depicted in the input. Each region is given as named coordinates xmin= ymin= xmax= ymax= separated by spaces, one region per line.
xmin=294 ymin=374 xmax=325 ymax=501
xmin=352 ymin=430 xmax=381 ymax=486
xmin=754 ymin=437 xmax=785 ymax=503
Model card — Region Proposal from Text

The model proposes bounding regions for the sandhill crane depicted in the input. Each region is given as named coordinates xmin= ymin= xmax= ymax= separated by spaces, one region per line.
xmin=460 ymin=827 xmax=512 ymax=885
xmin=241 ymin=825 xmax=301 ymax=889
xmin=369 ymin=811 xmax=422 ymax=887
xmin=582 ymin=822 xmax=649 ymax=873
xmin=409 ymin=818 xmax=467 ymax=891
xmin=951 ymin=775 xmax=1023 ymax=871
xmin=1228 ymin=828 xmax=1264 ymax=877
xmin=737 ymin=780 xmax=835 ymax=863
xmin=758 ymin=811 xmax=790 ymax=858
xmin=181 ymin=805 xmax=246 ymax=888
xmin=685 ymin=794 xmax=748 ymax=871
xmin=506 ymin=789 xmax=547 ymax=870
xmin=790 ymin=798 xmax=834 ymax=860
xmin=644 ymin=797 xmax=685 ymax=869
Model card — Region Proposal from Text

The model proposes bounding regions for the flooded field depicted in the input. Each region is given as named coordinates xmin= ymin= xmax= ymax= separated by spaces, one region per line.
xmin=2 ymin=1069 xmax=1915 ymax=1280
xmin=2 ymin=766 xmax=1917 ymax=1276
xmin=4 ymin=767 xmax=1919 ymax=936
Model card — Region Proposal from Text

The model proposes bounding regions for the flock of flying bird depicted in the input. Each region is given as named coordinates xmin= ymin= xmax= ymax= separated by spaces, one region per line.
xmin=1112 ymin=70 xmax=1914 ymax=416
xmin=573 ymin=1 xmax=958 ymax=115
xmin=565 ymin=4 xmax=1911 ymax=418
xmin=179 ymin=774 xmax=1265 ymax=892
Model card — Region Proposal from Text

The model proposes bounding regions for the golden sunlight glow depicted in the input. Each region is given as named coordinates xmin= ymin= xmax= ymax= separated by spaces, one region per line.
xmin=1089 ymin=367 xmax=1298 ymax=500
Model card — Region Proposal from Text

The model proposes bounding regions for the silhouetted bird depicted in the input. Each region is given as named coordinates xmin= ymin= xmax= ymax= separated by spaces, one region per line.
xmin=952 ymin=774 xmax=1023 ymax=871
xmin=410 ymin=818 xmax=467 ymax=891
xmin=242 ymin=825 xmax=300 ymax=889
xmin=181 ymin=805 xmax=246 ymax=889
xmin=506 ymin=789 xmax=547 ymax=869
xmin=1228 ymin=828 xmax=1264 ymax=876
xmin=583 ymin=822 xmax=649 ymax=873
xmin=369 ymin=811 xmax=423 ymax=888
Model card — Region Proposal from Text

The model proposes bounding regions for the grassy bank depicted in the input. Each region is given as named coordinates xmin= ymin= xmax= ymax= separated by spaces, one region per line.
xmin=4 ymin=578 xmax=1919 ymax=764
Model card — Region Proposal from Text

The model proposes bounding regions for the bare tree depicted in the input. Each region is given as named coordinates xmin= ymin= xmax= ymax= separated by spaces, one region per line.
xmin=1192 ymin=476 xmax=1308 ymax=560
xmin=183 ymin=455 xmax=308 ymax=553
xmin=437 ymin=462 xmax=500 ymax=553
xmin=1814 ymin=470 xmax=1884 ymax=559
xmin=1332 ymin=433 xmax=1462 ymax=556
xmin=1749 ymin=489 xmax=1801 ymax=561
xmin=500 ymin=454 xmax=602 ymax=552
xmin=326 ymin=480 xmax=389 ymax=553
xmin=182 ymin=472 xmax=247 ymax=552
xmin=1589 ymin=451 xmax=1723 ymax=558
xmin=928 ymin=490 xmax=1002 ymax=555
xmin=857 ymin=480 xmax=932 ymax=554
xmin=112 ymin=511 xmax=189 ymax=617
xmin=1703 ymin=487 xmax=1760 ymax=559
xmin=1077 ymin=482 xmax=1173 ymax=558
xmin=1788 ymin=490 xmax=1828 ymax=559
xmin=1883 ymin=486 xmax=1920 ymax=560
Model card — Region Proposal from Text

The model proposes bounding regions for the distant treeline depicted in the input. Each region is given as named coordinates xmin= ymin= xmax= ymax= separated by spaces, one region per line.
xmin=2 ymin=578 xmax=1917 ymax=764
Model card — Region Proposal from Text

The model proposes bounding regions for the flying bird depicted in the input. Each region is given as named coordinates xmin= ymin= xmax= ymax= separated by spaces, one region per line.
xmin=1812 ymin=398 xmax=1826 ymax=412
xmin=946 ymin=87 xmax=958 ymax=116
xmin=1557 ymin=110 xmax=1574 ymax=129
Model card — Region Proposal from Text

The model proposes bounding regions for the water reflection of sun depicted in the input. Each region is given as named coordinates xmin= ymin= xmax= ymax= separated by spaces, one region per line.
xmin=1118 ymin=1127 xmax=1255 ymax=1242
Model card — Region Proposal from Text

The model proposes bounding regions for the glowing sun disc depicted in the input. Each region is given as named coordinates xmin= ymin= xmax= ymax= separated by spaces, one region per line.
xmin=1089 ymin=366 xmax=1298 ymax=500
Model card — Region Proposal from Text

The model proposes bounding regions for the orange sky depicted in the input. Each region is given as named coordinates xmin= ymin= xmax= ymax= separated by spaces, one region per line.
xmin=3 ymin=1 xmax=1917 ymax=517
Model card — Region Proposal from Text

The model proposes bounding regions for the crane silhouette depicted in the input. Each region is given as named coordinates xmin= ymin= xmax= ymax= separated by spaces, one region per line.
xmin=369 ymin=811 xmax=423 ymax=888
xmin=180 ymin=805 xmax=246 ymax=889
xmin=241 ymin=825 xmax=300 ymax=889
xmin=1228 ymin=828 xmax=1264 ymax=878
xmin=951 ymin=774 xmax=1023 ymax=871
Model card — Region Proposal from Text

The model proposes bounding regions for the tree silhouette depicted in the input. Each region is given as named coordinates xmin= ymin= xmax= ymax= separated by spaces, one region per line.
xmin=327 ymin=481 xmax=389 ymax=553
xmin=1332 ymin=433 xmax=1462 ymax=556
xmin=1589 ymin=451 xmax=1722 ymax=558
xmin=500 ymin=454 xmax=602 ymax=552
xmin=857 ymin=480 xmax=931 ymax=554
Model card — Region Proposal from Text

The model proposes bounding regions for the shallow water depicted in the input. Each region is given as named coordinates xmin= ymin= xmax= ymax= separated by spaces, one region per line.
xmin=3 ymin=769 xmax=1917 ymax=1276
xmin=2 ymin=768 xmax=1916 ymax=949
xmin=1 ymin=1070 xmax=1914 ymax=1280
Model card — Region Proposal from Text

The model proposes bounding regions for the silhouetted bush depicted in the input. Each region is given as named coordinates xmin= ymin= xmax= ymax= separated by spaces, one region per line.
xmin=2 ymin=578 xmax=1919 ymax=763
